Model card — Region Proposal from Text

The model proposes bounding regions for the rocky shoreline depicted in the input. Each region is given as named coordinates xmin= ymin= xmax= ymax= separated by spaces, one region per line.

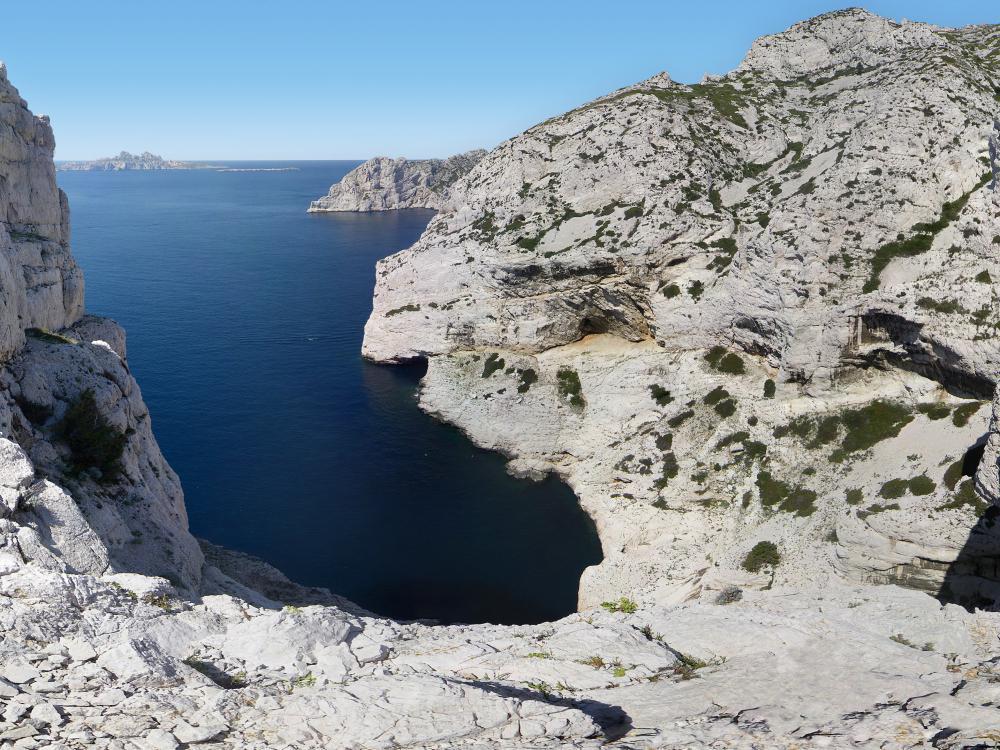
xmin=308 ymin=150 xmax=485 ymax=213
xmin=2 ymin=10 xmax=1000 ymax=748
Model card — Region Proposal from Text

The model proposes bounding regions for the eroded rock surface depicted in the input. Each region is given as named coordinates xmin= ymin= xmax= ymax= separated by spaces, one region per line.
xmin=308 ymin=150 xmax=486 ymax=212
xmin=4 ymin=9 xmax=1000 ymax=749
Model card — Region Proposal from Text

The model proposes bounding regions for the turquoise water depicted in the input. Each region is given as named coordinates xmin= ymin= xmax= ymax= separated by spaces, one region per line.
xmin=57 ymin=162 xmax=602 ymax=624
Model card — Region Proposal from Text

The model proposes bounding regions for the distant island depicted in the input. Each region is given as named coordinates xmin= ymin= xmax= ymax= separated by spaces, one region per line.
xmin=57 ymin=151 xmax=300 ymax=173
xmin=57 ymin=151 xmax=211 ymax=171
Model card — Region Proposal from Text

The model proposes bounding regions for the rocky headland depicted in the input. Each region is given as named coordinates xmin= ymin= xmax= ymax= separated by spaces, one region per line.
xmin=307 ymin=150 xmax=486 ymax=212
xmin=2 ymin=10 xmax=1000 ymax=749
xmin=57 ymin=152 xmax=202 ymax=171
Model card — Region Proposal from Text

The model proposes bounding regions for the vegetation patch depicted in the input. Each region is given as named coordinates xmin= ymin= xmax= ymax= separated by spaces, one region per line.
xmin=937 ymin=478 xmax=987 ymax=515
xmin=763 ymin=379 xmax=776 ymax=398
xmin=649 ymin=384 xmax=673 ymax=406
xmin=556 ymin=368 xmax=585 ymax=407
xmin=667 ymin=409 xmax=694 ymax=428
xmin=917 ymin=403 xmax=951 ymax=421
xmin=384 ymin=303 xmax=421 ymax=317
xmin=858 ymin=502 xmax=901 ymax=519
xmin=516 ymin=368 xmax=537 ymax=393
xmin=56 ymin=389 xmax=127 ymax=481
xmin=26 ymin=328 xmax=77 ymax=345
xmin=601 ymin=597 xmax=638 ymax=614
xmin=482 ymin=353 xmax=506 ymax=378
xmin=908 ymin=474 xmax=936 ymax=496
xmin=704 ymin=346 xmax=745 ymax=375
xmin=756 ymin=471 xmax=816 ymax=516
xmin=863 ymin=172 xmax=991 ymax=292
xmin=879 ymin=478 xmax=909 ymax=499
xmin=952 ymin=401 xmax=983 ymax=427
xmin=830 ymin=400 xmax=913 ymax=461
xmin=742 ymin=541 xmax=780 ymax=573
xmin=943 ymin=457 xmax=964 ymax=490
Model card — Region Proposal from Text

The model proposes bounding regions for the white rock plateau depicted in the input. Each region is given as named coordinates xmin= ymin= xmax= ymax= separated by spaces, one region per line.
xmin=3 ymin=10 xmax=1000 ymax=749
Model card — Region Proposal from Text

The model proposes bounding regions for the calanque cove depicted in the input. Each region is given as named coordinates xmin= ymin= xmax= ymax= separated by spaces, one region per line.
xmin=2 ymin=8 xmax=1000 ymax=748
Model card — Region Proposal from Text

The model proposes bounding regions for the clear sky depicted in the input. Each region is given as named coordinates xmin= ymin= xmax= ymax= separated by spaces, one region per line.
xmin=0 ymin=1 xmax=994 ymax=160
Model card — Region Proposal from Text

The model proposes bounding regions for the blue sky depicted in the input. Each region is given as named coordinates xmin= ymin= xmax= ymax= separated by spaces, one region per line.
xmin=0 ymin=1 xmax=995 ymax=160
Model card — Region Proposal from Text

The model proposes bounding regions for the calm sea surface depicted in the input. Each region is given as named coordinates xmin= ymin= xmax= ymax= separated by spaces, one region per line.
xmin=57 ymin=161 xmax=602 ymax=624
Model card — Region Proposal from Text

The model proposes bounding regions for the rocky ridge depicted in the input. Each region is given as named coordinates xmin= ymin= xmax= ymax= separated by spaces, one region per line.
xmin=3 ymin=10 xmax=1000 ymax=749
xmin=57 ymin=152 xmax=200 ymax=171
xmin=308 ymin=150 xmax=486 ymax=212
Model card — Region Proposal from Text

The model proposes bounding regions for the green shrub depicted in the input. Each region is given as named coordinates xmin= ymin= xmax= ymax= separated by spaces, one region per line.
xmin=716 ymin=431 xmax=749 ymax=449
xmin=704 ymin=346 xmax=726 ymax=367
xmin=556 ymin=368 xmax=585 ymax=407
xmin=714 ymin=399 xmax=737 ymax=418
xmin=974 ymin=270 xmax=992 ymax=283
xmin=763 ymin=379 xmax=776 ymax=398
xmin=908 ymin=474 xmax=936 ymax=496
xmin=938 ymin=478 xmax=987 ymax=514
xmin=834 ymin=400 xmax=913 ymax=459
xmin=845 ymin=488 xmax=864 ymax=505
xmin=858 ymin=502 xmax=901 ymax=519
xmin=385 ymin=303 xmax=420 ymax=317
xmin=26 ymin=327 xmax=77 ymax=345
xmin=756 ymin=471 xmax=790 ymax=507
xmin=688 ymin=280 xmax=705 ymax=301
xmin=667 ymin=409 xmax=694 ymax=428
xmin=601 ymin=597 xmax=638 ymax=614
xmin=810 ymin=416 xmax=841 ymax=448
xmin=879 ymin=478 xmax=908 ymax=499
xmin=482 ymin=353 xmax=505 ymax=378
xmin=952 ymin=401 xmax=983 ymax=427
xmin=742 ymin=541 xmax=780 ymax=573
xmin=649 ymin=384 xmax=673 ymax=406
xmin=717 ymin=353 xmax=745 ymax=374
xmin=516 ymin=368 xmax=537 ymax=393
xmin=57 ymin=389 xmax=126 ymax=480
xmin=943 ymin=458 xmax=964 ymax=490
xmin=662 ymin=283 xmax=681 ymax=298
xmin=703 ymin=386 xmax=730 ymax=405
xmin=917 ymin=403 xmax=951 ymax=421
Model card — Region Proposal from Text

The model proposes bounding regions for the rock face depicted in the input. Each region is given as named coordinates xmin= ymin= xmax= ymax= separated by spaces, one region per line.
xmin=57 ymin=151 xmax=198 ymax=171
xmin=307 ymin=150 xmax=486 ymax=212
xmin=6 ymin=10 xmax=1000 ymax=748
xmin=364 ymin=8 xmax=1000 ymax=609
xmin=0 ymin=63 xmax=84 ymax=362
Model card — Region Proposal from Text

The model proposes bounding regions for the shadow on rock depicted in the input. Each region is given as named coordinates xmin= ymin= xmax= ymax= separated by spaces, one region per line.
xmin=936 ymin=505 xmax=1000 ymax=611
xmin=466 ymin=679 xmax=633 ymax=741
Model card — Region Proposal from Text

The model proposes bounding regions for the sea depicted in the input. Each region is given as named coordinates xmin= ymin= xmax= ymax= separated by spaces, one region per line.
xmin=57 ymin=161 xmax=602 ymax=624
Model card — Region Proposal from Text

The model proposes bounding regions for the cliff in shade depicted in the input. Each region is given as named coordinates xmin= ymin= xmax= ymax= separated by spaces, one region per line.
xmin=307 ymin=149 xmax=486 ymax=212
xmin=57 ymin=151 xmax=200 ymax=171
xmin=3 ymin=10 xmax=1000 ymax=749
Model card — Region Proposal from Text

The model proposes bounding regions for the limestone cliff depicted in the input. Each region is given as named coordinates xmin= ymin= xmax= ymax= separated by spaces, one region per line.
xmin=5 ymin=11 xmax=1000 ymax=749
xmin=364 ymin=9 xmax=1000 ymax=610
xmin=307 ymin=149 xmax=486 ymax=212
xmin=0 ymin=63 xmax=83 ymax=361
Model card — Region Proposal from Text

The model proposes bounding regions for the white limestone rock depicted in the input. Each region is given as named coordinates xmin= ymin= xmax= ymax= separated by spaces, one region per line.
xmin=308 ymin=149 xmax=486 ymax=212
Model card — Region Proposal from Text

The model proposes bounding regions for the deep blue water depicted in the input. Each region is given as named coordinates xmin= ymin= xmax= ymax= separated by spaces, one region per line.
xmin=57 ymin=161 xmax=602 ymax=624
